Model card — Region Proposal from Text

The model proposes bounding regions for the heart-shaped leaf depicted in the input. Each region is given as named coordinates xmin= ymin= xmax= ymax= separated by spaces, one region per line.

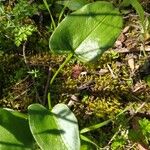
xmin=0 ymin=108 xmax=34 ymax=150
xmin=49 ymin=1 xmax=123 ymax=63
xmin=28 ymin=104 xmax=80 ymax=150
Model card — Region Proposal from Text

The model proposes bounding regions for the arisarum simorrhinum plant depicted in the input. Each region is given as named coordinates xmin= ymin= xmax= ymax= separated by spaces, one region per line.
xmin=0 ymin=1 xmax=123 ymax=150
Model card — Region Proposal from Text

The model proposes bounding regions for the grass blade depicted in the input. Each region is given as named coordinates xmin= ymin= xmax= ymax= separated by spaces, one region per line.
xmin=43 ymin=0 xmax=56 ymax=29
xmin=80 ymin=119 xmax=111 ymax=134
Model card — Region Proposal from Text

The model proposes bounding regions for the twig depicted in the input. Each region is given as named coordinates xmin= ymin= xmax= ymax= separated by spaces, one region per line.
xmin=128 ymin=101 xmax=148 ymax=121
xmin=11 ymin=88 xmax=30 ymax=101
xmin=22 ymin=41 xmax=28 ymax=66
xmin=135 ymin=102 xmax=146 ymax=114
xmin=107 ymin=64 xmax=116 ymax=78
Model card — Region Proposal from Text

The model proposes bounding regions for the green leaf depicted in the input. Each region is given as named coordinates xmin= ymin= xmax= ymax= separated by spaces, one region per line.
xmin=80 ymin=135 xmax=99 ymax=149
xmin=56 ymin=0 xmax=88 ymax=11
xmin=139 ymin=118 xmax=150 ymax=140
xmin=128 ymin=0 xmax=144 ymax=25
xmin=49 ymin=1 xmax=123 ymax=63
xmin=80 ymin=119 xmax=111 ymax=134
xmin=0 ymin=108 xmax=34 ymax=150
xmin=28 ymin=103 xmax=80 ymax=150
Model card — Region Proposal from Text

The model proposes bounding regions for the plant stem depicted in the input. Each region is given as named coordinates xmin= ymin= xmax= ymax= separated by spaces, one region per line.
xmin=47 ymin=53 xmax=73 ymax=109
xmin=43 ymin=0 xmax=56 ymax=29
xmin=50 ymin=53 xmax=73 ymax=85
xmin=43 ymin=67 xmax=51 ymax=105
xmin=58 ymin=1 xmax=69 ymax=24
xmin=48 ymin=92 xmax=52 ymax=110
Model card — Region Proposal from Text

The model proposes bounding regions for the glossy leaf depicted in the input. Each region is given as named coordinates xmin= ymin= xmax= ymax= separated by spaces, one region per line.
xmin=28 ymin=103 xmax=80 ymax=150
xmin=0 ymin=108 xmax=34 ymax=150
xmin=49 ymin=1 xmax=123 ymax=63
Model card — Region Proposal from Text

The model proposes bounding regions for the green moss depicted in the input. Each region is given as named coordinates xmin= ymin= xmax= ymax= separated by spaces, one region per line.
xmin=1 ymin=50 xmax=150 ymax=118
xmin=88 ymin=97 xmax=121 ymax=118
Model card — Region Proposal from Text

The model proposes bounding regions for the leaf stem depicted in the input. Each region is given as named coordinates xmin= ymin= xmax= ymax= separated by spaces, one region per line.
xmin=48 ymin=92 xmax=52 ymax=110
xmin=47 ymin=53 xmax=73 ymax=109
xmin=50 ymin=53 xmax=73 ymax=85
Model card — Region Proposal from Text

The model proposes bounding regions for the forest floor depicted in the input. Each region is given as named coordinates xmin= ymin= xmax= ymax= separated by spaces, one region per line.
xmin=0 ymin=1 xmax=150 ymax=149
